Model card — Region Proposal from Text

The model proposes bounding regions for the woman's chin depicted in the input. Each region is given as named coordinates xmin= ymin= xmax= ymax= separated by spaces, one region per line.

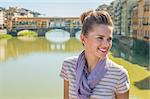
xmin=97 ymin=52 xmax=108 ymax=59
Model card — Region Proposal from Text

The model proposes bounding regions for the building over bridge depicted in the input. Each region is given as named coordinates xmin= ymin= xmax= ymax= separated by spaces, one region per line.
xmin=7 ymin=17 xmax=82 ymax=37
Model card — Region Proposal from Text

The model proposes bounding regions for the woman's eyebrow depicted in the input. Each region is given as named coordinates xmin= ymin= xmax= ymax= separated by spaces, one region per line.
xmin=96 ymin=35 xmax=113 ymax=38
xmin=95 ymin=35 xmax=104 ymax=37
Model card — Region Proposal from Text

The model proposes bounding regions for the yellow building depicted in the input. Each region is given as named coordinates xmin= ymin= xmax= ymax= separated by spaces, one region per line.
xmin=137 ymin=0 xmax=150 ymax=41
xmin=12 ymin=17 xmax=50 ymax=30
xmin=0 ymin=7 xmax=6 ymax=29
xmin=131 ymin=5 xmax=138 ymax=38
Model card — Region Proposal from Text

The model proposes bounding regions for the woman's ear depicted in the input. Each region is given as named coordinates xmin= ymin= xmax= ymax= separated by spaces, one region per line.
xmin=80 ymin=34 xmax=85 ymax=46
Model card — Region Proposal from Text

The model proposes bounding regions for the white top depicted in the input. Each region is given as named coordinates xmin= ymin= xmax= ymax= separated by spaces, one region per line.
xmin=60 ymin=56 xmax=130 ymax=99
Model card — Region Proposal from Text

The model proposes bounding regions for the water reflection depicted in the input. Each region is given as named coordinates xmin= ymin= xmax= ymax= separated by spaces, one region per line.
xmin=75 ymin=30 xmax=81 ymax=40
xmin=0 ymin=37 xmax=83 ymax=63
xmin=111 ymin=38 xmax=149 ymax=67
xmin=0 ymin=39 xmax=7 ymax=62
xmin=45 ymin=29 xmax=70 ymax=43
xmin=17 ymin=36 xmax=37 ymax=42
xmin=134 ymin=76 xmax=150 ymax=89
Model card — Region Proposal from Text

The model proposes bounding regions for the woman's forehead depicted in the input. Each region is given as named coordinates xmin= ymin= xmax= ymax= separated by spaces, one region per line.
xmin=89 ymin=24 xmax=113 ymax=34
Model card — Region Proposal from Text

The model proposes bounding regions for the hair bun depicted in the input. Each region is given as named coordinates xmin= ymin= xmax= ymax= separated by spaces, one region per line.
xmin=80 ymin=10 xmax=93 ymax=24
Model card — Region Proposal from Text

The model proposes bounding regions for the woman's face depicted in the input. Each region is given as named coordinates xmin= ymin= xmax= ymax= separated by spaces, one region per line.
xmin=81 ymin=24 xmax=113 ymax=59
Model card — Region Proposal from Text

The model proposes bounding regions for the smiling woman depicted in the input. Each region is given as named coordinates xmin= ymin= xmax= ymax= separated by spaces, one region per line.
xmin=60 ymin=10 xmax=130 ymax=99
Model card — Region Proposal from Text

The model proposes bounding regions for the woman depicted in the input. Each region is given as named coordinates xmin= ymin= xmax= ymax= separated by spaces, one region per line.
xmin=60 ymin=10 xmax=130 ymax=99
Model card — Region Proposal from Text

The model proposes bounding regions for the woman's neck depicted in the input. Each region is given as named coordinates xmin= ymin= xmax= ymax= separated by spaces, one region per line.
xmin=84 ymin=51 xmax=102 ymax=73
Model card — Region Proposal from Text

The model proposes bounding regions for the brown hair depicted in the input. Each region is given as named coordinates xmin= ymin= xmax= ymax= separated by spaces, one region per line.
xmin=80 ymin=10 xmax=113 ymax=35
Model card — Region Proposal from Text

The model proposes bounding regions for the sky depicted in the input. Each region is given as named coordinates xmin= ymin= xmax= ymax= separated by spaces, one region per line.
xmin=0 ymin=0 xmax=114 ymax=17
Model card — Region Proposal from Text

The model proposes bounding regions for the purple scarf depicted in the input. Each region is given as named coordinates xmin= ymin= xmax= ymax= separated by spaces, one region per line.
xmin=76 ymin=51 xmax=108 ymax=99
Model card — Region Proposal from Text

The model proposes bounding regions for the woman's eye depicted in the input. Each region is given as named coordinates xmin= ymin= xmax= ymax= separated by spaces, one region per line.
xmin=107 ymin=37 xmax=112 ymax=41
xmin=97 ymin=37 xmax=103 ymax=40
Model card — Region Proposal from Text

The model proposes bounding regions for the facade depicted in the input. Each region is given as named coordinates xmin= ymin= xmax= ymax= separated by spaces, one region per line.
xmin=131 ymin=5 xmax=138 ymax=38
xmin=11 ymin=17 xmax=50 ymax=30
xmin=108 ymin=2 xmax=114 ymax=18
xmin=127 ymin=0 xmax=138 ymax=37
xmin=9 ymin=17 xmax=81 ymax=31
xmin=6 ymin=7 xmax=41 ymax=18
xmin=120 ymin=0 xmax=127 ymax=36
xmin=110 ymin=0 xmax=149 ymax=41
xmin=0 ymin=7 xmax=6 ymax=29
xmin=132 ymin=0 xmax=150 ymax=41
xmin=49 ymin=17 xmax=81 ymax=28
xmin=5 ymin=7 xmax=41 ymax=31
xmin=113 ymin=0 xmax=121 ymax=35
xmin=113 ymin=0 xmax=137 ymax=37
xmin=17 ymin=8 xmax=41 ymax=17
xmin=137 ymin=0 xmax=150 ymax=41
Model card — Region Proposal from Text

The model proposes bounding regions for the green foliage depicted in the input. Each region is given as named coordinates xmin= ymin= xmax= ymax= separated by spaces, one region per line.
xmin=0 ymin=32 xmax=12 ymax=39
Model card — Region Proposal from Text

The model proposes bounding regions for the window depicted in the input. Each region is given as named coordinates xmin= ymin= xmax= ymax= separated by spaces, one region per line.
xmin=144 ymin=0 xmax=150 ymax=12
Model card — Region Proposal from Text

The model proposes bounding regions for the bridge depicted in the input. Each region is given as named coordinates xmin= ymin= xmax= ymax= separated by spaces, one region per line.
xmin=7 ymin=17 xmax=82 ymax=37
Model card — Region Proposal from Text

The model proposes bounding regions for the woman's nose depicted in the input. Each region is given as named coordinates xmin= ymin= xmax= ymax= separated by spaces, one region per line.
xmin=102 ymin=39 xmax=110 ymax=47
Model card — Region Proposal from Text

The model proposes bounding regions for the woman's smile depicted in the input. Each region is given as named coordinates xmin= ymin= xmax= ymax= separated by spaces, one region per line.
xmin=98 ymin=47 xmax=108 ymax=55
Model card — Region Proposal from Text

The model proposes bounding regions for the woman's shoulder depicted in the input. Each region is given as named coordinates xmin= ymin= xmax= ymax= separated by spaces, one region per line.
xmin=64 ymin=56 xmax=78 ymax=62
xmin=63 ymin=56 xmax=78 ymax=67
xmin=60 ymin=56 xmax=78 ymax=81
xmin=108 ymin=59 xmax=128 ymax=74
